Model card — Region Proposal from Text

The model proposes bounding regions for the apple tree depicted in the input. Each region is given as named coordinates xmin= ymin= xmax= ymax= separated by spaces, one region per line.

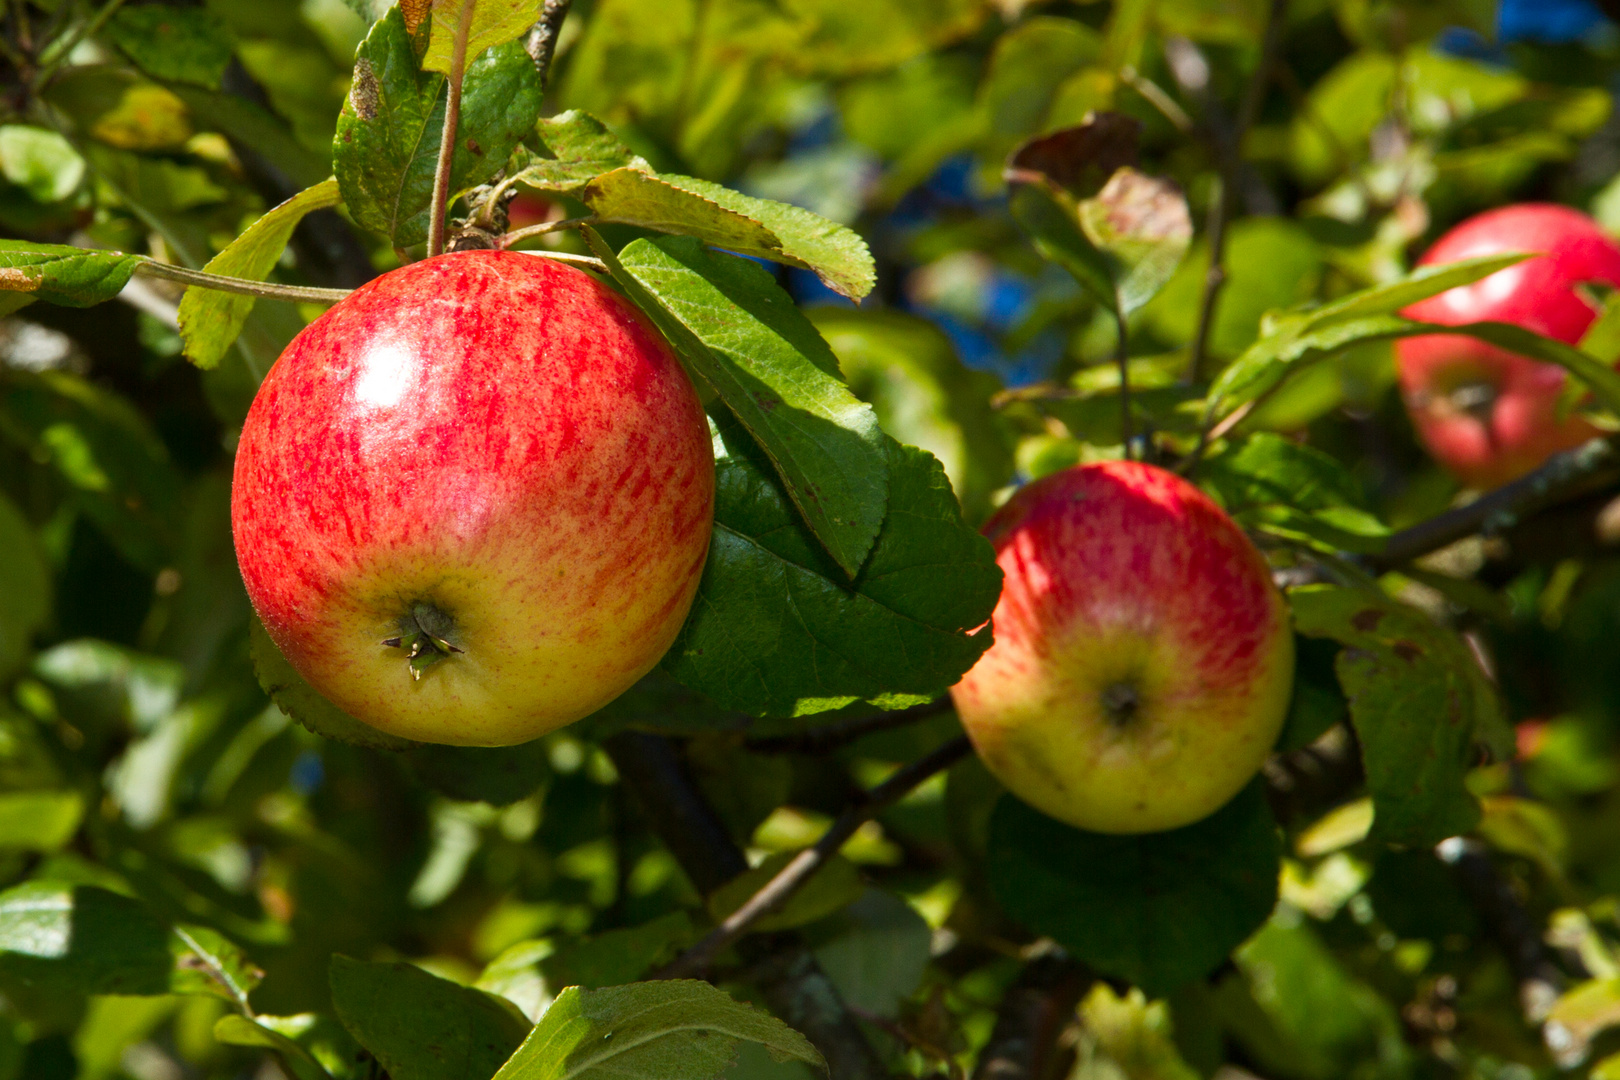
xmin=3 ymin=1 xmax=1620 ymax=1080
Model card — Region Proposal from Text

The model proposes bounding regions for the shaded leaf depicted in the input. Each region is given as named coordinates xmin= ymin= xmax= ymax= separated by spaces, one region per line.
xmin=249 ymin=618 xmax=418 ymax=751
xmin=540 ymin=912 xmax=696 ymax=990
xmin=807 ymin=888 xmax=931 ymax=1017
xmin=1289 ymin=585 xmax=1511 ymax=847
xmin=593 ymin=232 xmax=887 ymax=575
xmin=406 ymin=741 xmax=550 ymax=806
xmin=491 ymin=980 xmax=825 ymax=1080
xmin=334 ymin=6 xmax=542 ymax=247
xmin=177 ymin=177 xmax=341 ymax=370
xmin=105 ymin=5 xmax=234 ymax=89
xmin=0 ymin=490 xmax=49 ymax=681
xmin=583 ymin=170 xmax=875 ymax=301
xmin=987 ymin=782 xmax=1281 ymax=995
xmin=330 ymin=955 xmax=529 ymax=1080
xmin=708 ymin=853 xmax=864 ymax=933
xmin=663 ymin=424 xmax=1000 ymax=717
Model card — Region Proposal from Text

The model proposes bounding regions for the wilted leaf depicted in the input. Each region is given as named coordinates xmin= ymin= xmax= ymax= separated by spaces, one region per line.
xmin=177 ymin=177 xmax=341 ymax=370
xmin=490 ymin=980 xmax=825 ymax=1080
xmin=987 ymin=782 xmax=1281 ymax=994
xmin=663 ymin=424 xmax=1000 ymax=717
xmin=592 ymin=233 xmax=888 ymax=576
xmin=1076 ymin=168 xmax=1192 ymax=316
xmin=1005 ymin=113 xmax=1141 ymax=197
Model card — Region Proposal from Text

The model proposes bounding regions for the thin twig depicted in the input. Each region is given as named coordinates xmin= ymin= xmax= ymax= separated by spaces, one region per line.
xmin=135 ymin=260 xmax=352 ymax=303
xmin=497 ymin=215 xmax=596 ymax=249
xmin=1114 ymin=312 xmax=1135 ymax=459
xmin=426 ymin=0 xmax=476 ymax=259
xmin=744 ymin=699 xmax=954 ymax=755
xmin=657 ymin=736 xmax=974 ymax=979
xmin=33 ymin=0 xmax=127 ymax=87
xmin=524 ymin=0 xmax=574 ymax=87
xmin=1366 ymin=436 xmax=1620 ymax=571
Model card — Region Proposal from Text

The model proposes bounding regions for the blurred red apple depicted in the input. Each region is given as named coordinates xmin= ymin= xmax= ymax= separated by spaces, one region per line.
xmin=232 ymin=251 xmax=714 ymax=746
xmin=950 ymin=461 xmax=1294 ymax=833
xmin=1397 ymin=204 xmax=1620 ymax=488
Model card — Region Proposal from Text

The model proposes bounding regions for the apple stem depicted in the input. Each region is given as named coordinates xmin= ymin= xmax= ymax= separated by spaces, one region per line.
xmin=134 ymin=259 xmax=352 ymax=304
xmin=426 ymin=0 xmax=477 ymax=259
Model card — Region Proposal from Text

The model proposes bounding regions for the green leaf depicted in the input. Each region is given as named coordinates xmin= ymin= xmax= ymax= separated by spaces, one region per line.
xmin=540 ymin=912 xmax=696 ymax=990
xmin=594 ymin=233 xmax=887 ymax=576
xmin=0 ymin=791 xmax=81 ymax=852
xmin=1289 ymin=585 xmax=1511 ymax=847
xmin=1010 ymin=185 xmax=1116 ymax=313
xmin=663 ymin=426 xmax=1000 ymax=717
xmin=423 ymin=0 xmax=544 ymax=74
xmin=334 ymin=5 xmax=542 ymax=247
xmin=0 ymin=882 xmax=260 ymax=1001
xmin=0 ymin=126 xmax=84 ymax=203
xmin=330 ymin=955 xmax=530 ymax=1080
xmin=583 ymin=171 xmax=876 ymax=301
xmin=105 ymin=5 xmax=235 ymax=89
xmin=177 ymin=177 xmax=341 ymax=370
xmin=0 ymin=490 xmax=49 ymax=681
xmin=249 ymin=618 xmax=419 ymax=751
xmin=490 ymin=980 xmax=826 ymax=1080
xmin=707 ymin=852 xmax=864 ymax=933
xmin=512 ymin=111 xmax=651 ymax=196
xmin=986 ymin=781 xmax=1281 ymax=995
xmin=0 ymin=242 xmax=140 ymax=307
xmin=1205 ymin=434 xmax=1389 ymax=553
xmin=214 ymin=1016 xmax=336 ymax=1080
xmin=1302 ymin=253 xmax=1530 ymax=326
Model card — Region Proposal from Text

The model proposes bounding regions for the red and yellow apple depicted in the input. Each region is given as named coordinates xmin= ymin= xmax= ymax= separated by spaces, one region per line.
xmin=232 ymin=251 xmax=714 ymax=746
xmin=1398 ymin=203 xmax=1620 ymax=489
xmin=950 ymin=461 xmax=1294 ymax=833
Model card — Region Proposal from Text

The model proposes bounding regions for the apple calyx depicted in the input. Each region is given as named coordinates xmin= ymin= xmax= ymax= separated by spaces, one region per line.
xmin=1100 ymin=681 xmax=1140 ymax=728
xmin=382 ymin=601 xmax=464 ymax=681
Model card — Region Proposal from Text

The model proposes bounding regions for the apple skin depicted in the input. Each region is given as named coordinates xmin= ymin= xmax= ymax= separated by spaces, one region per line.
xmin=1397 ymin=203 xmax=1620 ymax=489
xmin=232 ymin=251 xmax=714 ymax=746
xmin=949 ymin=461 xmax=1294 ymax=834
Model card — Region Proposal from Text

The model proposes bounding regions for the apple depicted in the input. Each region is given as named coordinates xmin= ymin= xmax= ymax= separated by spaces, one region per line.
xmin=507 ymin=193 xmax=555 ymax=232
xmin=1397 ymin=203 xmax=1620 ymax=489
xmin=949 ymin=461 xmax=1294 ymax=833
xmin=232 ymin=250 xmax=715 ymax=746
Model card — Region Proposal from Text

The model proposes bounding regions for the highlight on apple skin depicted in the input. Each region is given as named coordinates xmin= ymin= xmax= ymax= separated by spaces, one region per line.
xmin=950 ymin=460 xmax=1294 ymax=834
xmin=1397 ymin=203 xmax=1620 ymax=489
xmin=231 ymin=250 xmax=715 ymax=747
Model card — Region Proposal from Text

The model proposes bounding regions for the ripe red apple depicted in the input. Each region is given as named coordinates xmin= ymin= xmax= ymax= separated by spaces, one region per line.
xmin=950 ymin=461 xmax=1294 ymax=833
xmin=1397 ymin=204 xmax=1620 ymax=488
xmin=232 ymin=251 xmax=714 ymax=746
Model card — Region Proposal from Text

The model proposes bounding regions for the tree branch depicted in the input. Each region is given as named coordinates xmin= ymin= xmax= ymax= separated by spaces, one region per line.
xmin=1366 ymin=436 xmax=1620 ymax=571
xmin=525 ymin=0 xmax=574 ymax=87
xmin=659 ymin=736 xmax=974 ymax=980
xmin=744 ymin=699 xmax=954 ymax=755
xmin=604 ymin=732 xmax=890 ymax=1080
xmin=426 ymin=0 xmax=476 ymax=259
xmin=972 ymin=948 xmax=1092 ymax=1080
xmin=1169 ymin=0 xmax=1287 ymax=384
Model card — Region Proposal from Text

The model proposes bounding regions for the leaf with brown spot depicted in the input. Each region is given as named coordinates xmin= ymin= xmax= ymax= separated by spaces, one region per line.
xmin=1005 ymin=112 xmax=1142 ymax=198
xmin=1290 ymin=585 xmax=1511 ymax=846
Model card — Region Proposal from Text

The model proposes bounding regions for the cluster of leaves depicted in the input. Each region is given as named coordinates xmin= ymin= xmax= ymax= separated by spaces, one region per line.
xmin=5 ymin=1 xmax=1620 ymax=1080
